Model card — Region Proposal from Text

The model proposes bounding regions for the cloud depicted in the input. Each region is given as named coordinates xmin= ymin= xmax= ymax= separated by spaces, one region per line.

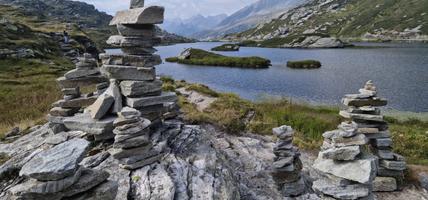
xmin=78 ymin=0 xmax=258 ymax=19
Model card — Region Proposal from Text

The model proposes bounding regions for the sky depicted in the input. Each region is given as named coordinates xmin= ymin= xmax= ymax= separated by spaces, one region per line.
xmin=78 ymin=0 xmax=258 ymax=20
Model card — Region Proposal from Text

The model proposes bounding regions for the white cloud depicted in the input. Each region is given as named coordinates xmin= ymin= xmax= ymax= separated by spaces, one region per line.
xmin=78 ymin=0 xmax=258 ymax=19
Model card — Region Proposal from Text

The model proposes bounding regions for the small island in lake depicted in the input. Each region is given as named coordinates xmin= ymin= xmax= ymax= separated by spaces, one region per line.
xmin=211 ymin=43 xmax=240 ymax=51
xmin=287 ymin=60 xmax=322 ymax=69
xmin=166 ymin=48 xmax=271 ymax=68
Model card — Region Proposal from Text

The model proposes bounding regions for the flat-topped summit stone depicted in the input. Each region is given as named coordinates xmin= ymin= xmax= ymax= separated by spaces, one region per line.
xmin=110 ymin=6 xmax=165 ymax=25
xmin=100 ymin=53 xmax=161 ymax=67
xmin=101 ymin=65 xmax=155 ymax=81
xmin=20 ymin=138 xmax=90 ymax=181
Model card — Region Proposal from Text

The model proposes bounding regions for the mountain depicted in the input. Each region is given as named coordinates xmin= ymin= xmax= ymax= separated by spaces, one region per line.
xmin=196 ymin=0 xmax=307 ymax=39
xmin=233 ymin=0 xmax=428 ymax=45
xmin=162 ymin=14 xmax=227 ymax=38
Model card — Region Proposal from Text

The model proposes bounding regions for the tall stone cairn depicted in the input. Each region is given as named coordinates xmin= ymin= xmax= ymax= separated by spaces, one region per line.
xmin=94 ymin=0 xmax=178 ymax=170
xmin=312 ymin=82 xmax=383 ymax=199
xmin=271 ymin=125 xmax=305 ymax=197
xmin=340 ymin=81 xmax=406 ymax=191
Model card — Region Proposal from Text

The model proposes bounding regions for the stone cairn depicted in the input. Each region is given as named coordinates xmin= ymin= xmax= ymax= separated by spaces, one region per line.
xmin=48 ymin=53 xmax=108 ymax=134
xmin=95 ymin=0 xmax=177 ymax=170
xmin=340 ymin=81 xmax=406 ymax=192
xmin=8 ymin=139 xmax=118 ymax=199
xmin=271 ymin=125 xmax=305 ymax=197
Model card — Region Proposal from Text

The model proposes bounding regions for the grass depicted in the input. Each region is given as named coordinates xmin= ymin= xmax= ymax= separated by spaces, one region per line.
xmin=0 ymin=57 xmax=74 ymax=137
xmin=173 ymin=80 xmax=428 ymax=164
xmin=165 ymin=48 xmax=271 ymax=68
xmin=287 ymin=60 xmax=322 ymax=69
xmin=186 ymin=84 xmax=220 ymax=97
xmin=211 ymin=44 xmax=240 ymax=51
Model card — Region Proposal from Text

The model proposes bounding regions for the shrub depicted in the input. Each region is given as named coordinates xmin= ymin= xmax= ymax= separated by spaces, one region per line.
xmin=287 ymin=60 xmax=322 ymax=69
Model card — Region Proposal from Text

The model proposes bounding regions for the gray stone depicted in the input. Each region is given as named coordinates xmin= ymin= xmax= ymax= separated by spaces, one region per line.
xmin=120 ymin=79 xmax=162 ymax=97
xmin=313 ymin=155 xmax=377 ymax=184
xmin=120 ymin=153 xmax=163 ymax=170
xmin=62 ymin=87 xmax=80 ymax=96
xmin=113 ymin=134 xmax=150 ymax=149
xmin=126 ymin=92 xmax=178 ymax=108
xmin=62 ymin=168 xmax=110 ymax=197
xmin=118 ymin=107 xmax=141 ymax=118
xmin=80 ymin=151 xmax=110 ymax=168
xmin=64 ymin=69 xmax=100 ymax=79
xmin=107 ymin=35 xmax=161 ymax=47
xmin=281 ymin=177 xmax=305 ymax=197
xmin=54 ymin=96 xmax=98 ymax=108
xmin=339 ymin=111 xmax=384 ymax=122
xmin=57 ymin=76 xmax=108 ymax=89
xmin=5 ymin=127 xmax=20 ymax=137
xmin=375 ymin=149 xmax=394 ymax=160
xmin=63 ymin=113 xmax=115 ymax=135
xmin=344 ymin=93 xmax=375 ymax=99
xmin=94 ymin=156 xmax=129 ymax=200
xmin=87 ymin=93 xmax=114 ymax=119
xmin=331 ymin=133 xmax=368 ymax=147
xmin=418 ymin=172 xmax=428 ymax=191
xmin=312 ymin=177 xmax=370 ymax=199
xmin=131 ymin=164 xmax=175 ymax=200
xmin=272 ymin=125 xmax=294 ymax=139
xmin=342 ymin=97 xmax=387 ymax=107
xmin=49 ymin=107 xmax=78 ymax=117
xmin=323 ymin=129 xmax=356 ymax=139
xmin=121 ymin=46 xmax=157 ymax=55
xmin=364 ymin=131 xmax=391 ymax=139
xmin=10 ymin=167 xmax=82 ymax=198
xmin=104 ymin=79 xmax=122 ymax=114
xmin=113 ymin=116 xmax=141 ymax=127
xmin=373 ymin=176 xmax=397 ymax=192
xmin=65 ymin=180 xmax=118 ymax=200
xmin=113 ymin=122 xmax=151 ymax=136
xmin=110 ymin=6 xmax=165 ymax=25
xmin=308 ymin=37 xmax=345 ymax=48
xmin=378 ymin=166 xmax=404 ymax=177
xmin=273 ymin=157 xmax=294 ymax=169
xmin=380 ymin=160 xmax=406 ymax=171
xmin=20 ymin=139 xmax=89 ymax=181
xmin=372 ymin=138 xmax=393 ymax=148
xmin=117 ymin=24 xmax=155 ymax=37
xmin=101 ymin=65 xmax=155 ymax=81
xmin=320 ymin=145 xmax=361 ymax=161
xmin=130 ymin=0 xmax=144 ymax=9
xmin=44 ymin=134 xmax=68 ymax=145
xmin=109 ymin=144 xmax=153 ymax=160
xmin=99 ymin=53 xmax=161 ymax=67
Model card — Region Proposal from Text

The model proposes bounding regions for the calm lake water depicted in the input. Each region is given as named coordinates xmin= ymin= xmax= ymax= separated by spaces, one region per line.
xmin=106 ymin=42 xmax=428 ymax=113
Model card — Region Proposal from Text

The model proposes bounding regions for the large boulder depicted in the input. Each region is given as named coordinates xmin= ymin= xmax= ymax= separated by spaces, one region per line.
xmin=110 ymin=6 xmax=165 ymax=25
xmin=19 ymin=138 xmax=90 ymax=181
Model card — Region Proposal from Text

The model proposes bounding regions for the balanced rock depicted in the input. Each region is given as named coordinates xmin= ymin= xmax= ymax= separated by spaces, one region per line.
xmin=110 ymin=6 xmax=165 ymax=25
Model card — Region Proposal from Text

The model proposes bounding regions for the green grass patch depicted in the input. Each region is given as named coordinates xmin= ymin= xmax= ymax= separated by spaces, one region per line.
xmin=166 ymin=48 xmax=271 ymax=68
xmin=211 ymin=44 xmax=240 ymax=51
xmin=186 ymin=84 xmax=220 ymax=97
xmin=287 ymin=60 xmax=322 ymax=69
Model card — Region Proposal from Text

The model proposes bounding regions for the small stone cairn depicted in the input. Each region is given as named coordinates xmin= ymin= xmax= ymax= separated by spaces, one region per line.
xmin=48 ymin=53 xmax=108 ymax=133
xmin=91 ymin=0 xmax=177 ymax=170
xmin=8 ymin=139 xmax=118 ymax=199
xmin=271 ymin=125 xmax=305 ymax=197
xmin=340 ymin=81 xmax=406 ymax=191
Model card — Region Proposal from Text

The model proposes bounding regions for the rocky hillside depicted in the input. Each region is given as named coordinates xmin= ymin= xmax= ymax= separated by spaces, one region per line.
xmin=163 ymin=14 xmax=228 ymax=38
xmin=195 ymin=0 xmax=307 ymax=40
xmin=233 ymin=0 xmax=428 ymax=44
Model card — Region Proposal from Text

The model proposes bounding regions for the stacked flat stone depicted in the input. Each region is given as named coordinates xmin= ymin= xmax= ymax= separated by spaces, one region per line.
xmin=340 ymin=80 xmax=406 ymax=191
xmin=8 ymin=139 xmax=118 ymax=200
xmin=312 ymin=118 xmax=377 ymax=199
xmin=109 ymin=107 xmax=165 ymax=170
xmin=99 ymin=0 xmax=178 ymax=124
xmin=271 ymin=125 xmax=305 ymax=197
xmin=48 ymin=53 xmax=108 ymax=133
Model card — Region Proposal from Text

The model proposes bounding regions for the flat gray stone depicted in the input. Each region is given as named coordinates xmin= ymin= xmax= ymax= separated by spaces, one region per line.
xmin=272 ymin=157 xmax=294 ymax=169
xmin=373 ymin=176 xmax=397 ymax=192
xmin=99 ymin=53 xmax=161 ymax=67
xmin=20 ymin=139 xmax=89 ymax=181
xmin=320 ymin=145 xmax=361 ymax=161
xmin=117 ymin=24 xmax=155 ymax=37
xmin=126 ymin=92 xmax=177 ymax=108
xmin=11 ymin=167 xmax=82 ymax=198
xmin=380 ymin=160 xmax=406 ymax=171
xmin=49 ymin=107 xmax=78 ymax=117
xmin=342 ymin=97 xmax=387 ymax=107
xmin=339 ymin=111 xmax=384 ymax=122
xmin=101 ymin=65 xmax=155 ymax=81
xmin=87 ymin=93 xmax=114 ymax=119
xmin=107 ymin=35 xmax=161 ymax=48
xmin=331 ymin=134 xmax=368 ymax=147
xmin=120 ymin=79 xmax=162 ymax=97
xmin=118 ymin=107 xmax=141 ymax=118
xmin=109 ymin=144 xmax=153 ymax=160
xmin=65 ymin=180 xmax=118 ymax=200
xmin=120 ymin=153 xmax=163 ymax=170
xmin=57 ymin=76 xmax=108 ymax=89
xmin=372 ymin=138 xmax=393 ymax=148
xmin=272 ymin=125 xmax=294 ymax=139
xmin=110 ymin=6 xmax=165 ymax=25
xmin=323 ymin=129 xmax=356 ymax=139
xmin=80 ymin=151 xmax=110 ymax=168
xmin=121 ymin=46 xmax=157 ymax=55
xmin=62 ymin=168 xmax=110 ymax=197
xmin=54 ymin=96 xmax=98 ymax=108
xmin=313 ymin=155 xmax=377 ymax=184
xmin=64 ymin=69 xmax=100 ymax=79
xmin=281 ymin=177 xmax=305 ymax=197
xmin=312 ymin=177 xmax=370 ymax=199
xmin=113 ymin=134 xmax=150 ymax=149
xmin=63 ymin=113 xmax=115 ymax=135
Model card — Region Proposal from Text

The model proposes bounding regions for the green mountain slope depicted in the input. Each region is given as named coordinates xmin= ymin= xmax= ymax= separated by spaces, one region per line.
xmin=233 ymin=0 xmax=428 ymax=45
